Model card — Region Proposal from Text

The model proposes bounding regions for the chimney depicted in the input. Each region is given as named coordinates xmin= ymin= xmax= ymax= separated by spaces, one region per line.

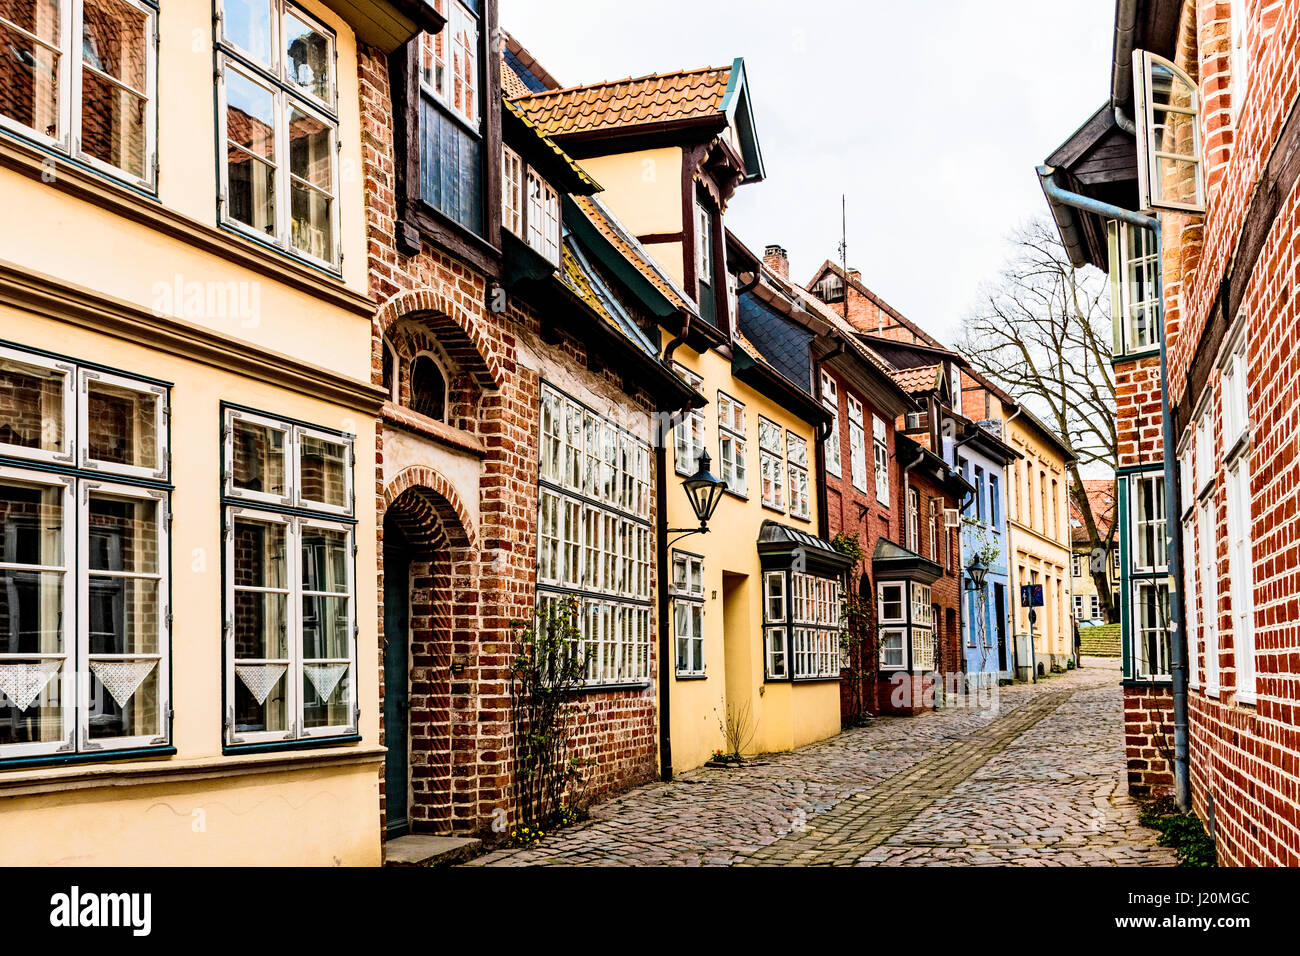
xmin=763 ymin=244 xmax=789 ymax=281
xmin=848 ymin=267 xmax=861 ymax=283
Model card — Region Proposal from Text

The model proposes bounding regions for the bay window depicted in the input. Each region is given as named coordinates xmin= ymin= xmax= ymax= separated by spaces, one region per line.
xmin=758 ymin=417 xmax=784 ymax=511
xmin=536 ymin=384 xmax=653 ymax=686
xmin=217 ymin=0 xmax=339 ymax=267
xmin=223 ymin=405 xmax=356 ymax=746
xmin=1133 ymin=50 xmax=1205 ymax=213
xmin=847 ymin=393 xmax=867 ymax=492
xmin=717 ymin=392 xmax=746 ymax=495
xmin=1 ymin=343 xmax=170 ymax=763
xmin=786 ymin=432 xmax=809 ymax=520
xmin=671 ymin=551 xmax=704 ymax=676
xmin=766 ymin=569 xmax=840 ymax=680
xmin=0 ymin=0 xmax=157 ymax=188
xmin=525 ymin=167 xmax=560 ymax=264
xmin=502 ymin=145 xmax=523 ymax=235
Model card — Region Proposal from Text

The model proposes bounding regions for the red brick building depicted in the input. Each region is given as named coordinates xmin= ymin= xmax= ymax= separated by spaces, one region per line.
xmin=1041 ymin=0 xmax=1300 ymax=864
xmin=355 ymin=3 xmax=698 ymax=838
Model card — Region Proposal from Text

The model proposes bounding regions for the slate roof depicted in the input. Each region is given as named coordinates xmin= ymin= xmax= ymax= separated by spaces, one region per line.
xmin=736 ymin=292 xmax=816 ymax=392
xmin=501 ymin=61 xmax=534 ymax=98
xmin=509 ymin=65 xmax=733 ymax=138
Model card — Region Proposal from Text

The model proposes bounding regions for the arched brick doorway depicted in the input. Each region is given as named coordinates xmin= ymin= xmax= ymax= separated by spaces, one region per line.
xmin=381 ymin=480 xmax=475 ymax=837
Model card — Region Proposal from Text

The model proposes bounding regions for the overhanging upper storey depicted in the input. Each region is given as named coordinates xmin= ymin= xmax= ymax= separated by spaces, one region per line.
xmin=320 ymin=0 xmax=446 ymax=53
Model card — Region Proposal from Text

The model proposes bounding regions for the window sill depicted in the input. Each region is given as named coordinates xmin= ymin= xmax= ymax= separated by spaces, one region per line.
xmin=761 ymin=501 xmax=787 ymax=515
xmin=723 ymin=489 xmax=749 ymax=503
xmin=572 ymin=681 xmax=653 ymax=695
xmin=0 ymin=744 xmax=384 ymax=799
xmin=675 ymin=673 xmax=708 ymax=681
xmin=0 ymin=132 xmax=373 ymax=317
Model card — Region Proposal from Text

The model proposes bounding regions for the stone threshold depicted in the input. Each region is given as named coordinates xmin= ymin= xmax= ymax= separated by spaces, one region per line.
xmin=384 ymin=834 xmax=485 ymax=867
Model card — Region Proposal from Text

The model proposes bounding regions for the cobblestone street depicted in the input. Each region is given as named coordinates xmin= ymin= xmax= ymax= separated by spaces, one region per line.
xmin=472 ymin=658 xmax=1175 ymax=866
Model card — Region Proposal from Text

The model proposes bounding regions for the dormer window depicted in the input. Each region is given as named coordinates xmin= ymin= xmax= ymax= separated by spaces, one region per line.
xmin=1133 ymin=50 xmax=1205 ymax=213
xmin=500 ymin=145 xmax=560 ymax=265
xmin=695 ymin=199 xmax=716 ymax=325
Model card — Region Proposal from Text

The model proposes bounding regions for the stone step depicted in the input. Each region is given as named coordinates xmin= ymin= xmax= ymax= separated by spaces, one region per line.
xmin=383 ymin=834 xmax=484 ymax=867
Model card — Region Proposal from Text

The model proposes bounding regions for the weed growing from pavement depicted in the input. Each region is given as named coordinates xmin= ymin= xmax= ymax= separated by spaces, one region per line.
xmin=1138 ymin=795 xmax=1217 ymax=867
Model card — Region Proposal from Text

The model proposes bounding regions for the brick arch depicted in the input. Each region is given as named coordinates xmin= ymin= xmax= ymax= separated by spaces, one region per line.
xmin=382 ymin=465 xmax=477 ymax=551
xmin=376 ymin=288 xmax=504 ymax=391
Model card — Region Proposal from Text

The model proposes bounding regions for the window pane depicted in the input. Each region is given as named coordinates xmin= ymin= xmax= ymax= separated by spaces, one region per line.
xmin=226 ymin=68 xmax=276 ymax=234
xmin=0 ymin=659 xmax=65 ymax=744
xmin=80 ymin=71 xmax=147 ymax=178
xmin=87 ymin=495 xmax=159 ymax=658
xmin=0 ymin=354 xmax=64 ymax=453
xmin=82 ymin=0 xmax=147 ymax=90
xmin=226 ymin=68 xmax=274 ymax=157
xmin=303 ymin=661 xmax=350 ymax=727
xmin=232 ymin=418 xmax=287 ymax=497
xmin=87 ymin=656 xmax=158 ymax=738
xmin=234 ymin=663 xmax=287 ymax=733
xmin=1149 ymin=63 xmax=1201 ymax=208
xmin=299 ymin=435 xmax=348 ymax=508
xmin=233 ymin=518 xmax=288 ymax=659
xmin=283 ymin=11 xmax=331 ymax=103
xmin=289 ymin=106 xmax=331 ymax=189
xmin=88 ymin=493 xmax=157 ymax=575
xmin=0 ymin=8 xmax=60 ymax=138
xmin=85 ymin=378 xmax=158 ymax=470
xmin=302 ymin=525 xmax=347 ymax=592
xmin=221 ymin=0 xmax=274 ymax=67
xmin=290 ymin=179 xmax=332 ymax=260
xmin=0 ymin=481 xmax=65 ymax=655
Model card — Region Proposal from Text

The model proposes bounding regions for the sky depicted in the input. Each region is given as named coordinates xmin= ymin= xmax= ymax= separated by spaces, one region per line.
xmin=499 ymin=0 xmax=1115 ymax=345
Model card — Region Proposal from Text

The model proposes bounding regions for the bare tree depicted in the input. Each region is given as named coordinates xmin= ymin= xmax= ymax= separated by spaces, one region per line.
xmin=956 ymin=216 xmax=1117 ymax=622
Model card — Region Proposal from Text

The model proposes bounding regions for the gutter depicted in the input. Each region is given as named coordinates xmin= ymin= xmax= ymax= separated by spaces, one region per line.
xmin=1037 ymin=165 xmax=1190 ymax=812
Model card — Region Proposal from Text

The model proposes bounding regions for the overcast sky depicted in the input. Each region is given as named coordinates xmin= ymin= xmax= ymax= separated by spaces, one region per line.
xmin=500 ymin=0 xmax=1114 ymax=344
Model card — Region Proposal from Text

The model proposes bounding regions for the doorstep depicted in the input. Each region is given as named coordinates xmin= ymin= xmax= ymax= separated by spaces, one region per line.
xmin=383 ymin=834 xmax=484 ymax=867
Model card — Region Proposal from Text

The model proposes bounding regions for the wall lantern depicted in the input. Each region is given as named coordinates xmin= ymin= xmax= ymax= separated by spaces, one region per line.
xmin=965 ymin=554 xmax=989 ymax=591
xmin=668 ymin=451 xmax=727 ymax=547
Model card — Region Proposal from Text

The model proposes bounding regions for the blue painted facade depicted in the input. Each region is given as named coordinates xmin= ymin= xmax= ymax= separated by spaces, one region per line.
xmin=952 ymin=435 xmax=1014 ymax=686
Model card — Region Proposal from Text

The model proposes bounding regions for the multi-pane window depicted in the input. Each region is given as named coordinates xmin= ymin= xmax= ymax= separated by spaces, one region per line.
xmin=1132 ymin=582 xmax=1171 ymax=678
xmin=771 ymin=571 xmax=841 ymax=680
xmin=1180 ymin=441 xmax=1199 ymax=688
xmin=0 ymin=344 xmax=170 ymax=762
xmin=821 ymin=372 xmax=840 ymax=477
xmin=758 ymin=417 xmax=784 ymax=510
xmin=501 ymin=144 xmax=523 ymax=235
xmin=911 ymin=583 xmax=934 ymax=672
xmin=223 ymin=406 xmax=355 ymax=746
xmin=537 ymin=385 xmax=653 ymax=685
xmin=1071 ymin=553 xmax=1082 ymax=578
xmin=1108 ymin=221 xmax=1160 ymax=356
xmin=0 ymin=0 xmax=157 ymax=188
xmin=671 ymin=551 xmax=704 ymax=677
xmin=974 ymin=466 xmax=986 ymax=522
xmin=877 ymin=582 xmax=905 ymax=670
xmin=672 ymin=365 xmax=705 ymax=476
xmin=1197 ymin=422 xmax=1219 ymax=693
xmin=872 ymin=415 xmax=889 ymax=504
xmin=928 ymin=501 xmax=938 ymax=564
xmin=695 ymin=200 xmax=715 ymax=324
xmin=1134 ymin=50 xmax=1205 ymax=213
xmin=1131 ymin=474 xmax=1167 ymax=573
xmin=847 ymin=394 xmax=867 ymax=492
xmin=526 ymin=167 xmax=560 ymax=265
xmin=1220 ymin=327 xmax=1253 ymax=700
xmin=907 ymin=487 xmax=919 ymax=551
xmin=786 ymin=432 xmax=810 ymax=520
xmin=217 ymin=0 xmax=338 ymax=266
xmin=418 ymin=2 xmax=484 ymax=234
xmin=989 ymin=474 xmax=1000 ymax=528
xmin=717 ymin=392 xmax=746 ymax=496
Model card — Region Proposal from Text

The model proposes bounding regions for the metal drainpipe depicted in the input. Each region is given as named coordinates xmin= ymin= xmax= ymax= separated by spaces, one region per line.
xmin=1037 ymin=167 xmax=1190 ymax=812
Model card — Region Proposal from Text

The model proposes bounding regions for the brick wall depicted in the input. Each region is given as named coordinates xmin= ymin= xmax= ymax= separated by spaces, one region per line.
xmin=358 ymin=47 xmax=659 ymax=836
xmin=1125 ymin=684 xmax=1177 ymax=797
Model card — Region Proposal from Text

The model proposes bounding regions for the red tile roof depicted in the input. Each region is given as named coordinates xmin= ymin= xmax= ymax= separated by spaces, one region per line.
xmin=500 ymin=61 xmax=533 ymax=99
xmin=509 ymin=65 xmax=732 ymax=138
xmin=890 ymin=364 xmax=942 ymax=394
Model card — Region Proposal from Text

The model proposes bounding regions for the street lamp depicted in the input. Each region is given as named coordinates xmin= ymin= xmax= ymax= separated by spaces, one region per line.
xmin=965 ymin=554 xmax=988 ymax=591
xmin=670 ymin=451 xmax=727 ymax=544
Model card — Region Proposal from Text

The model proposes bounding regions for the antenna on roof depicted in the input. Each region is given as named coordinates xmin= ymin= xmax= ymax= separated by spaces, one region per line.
xmin=837 ymin=195 xmax=849 ymax=323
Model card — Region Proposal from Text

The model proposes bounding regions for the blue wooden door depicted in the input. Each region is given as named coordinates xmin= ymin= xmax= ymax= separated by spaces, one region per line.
xmin=383 ymin=543 xmax=411 ymax=837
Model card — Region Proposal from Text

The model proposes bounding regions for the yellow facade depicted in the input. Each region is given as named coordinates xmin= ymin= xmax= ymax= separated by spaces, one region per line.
xmin=0 ymin=0 xmax=386 ymax=865
xmin=1005 ymin=415 xmax=1074 ymax=672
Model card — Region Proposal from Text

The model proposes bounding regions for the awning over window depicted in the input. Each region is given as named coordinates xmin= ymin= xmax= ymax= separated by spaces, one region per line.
xmin=757 ymin=520 xmax=854 ymax=576
xmin=871 ymin=538 xmax=942 ymax=585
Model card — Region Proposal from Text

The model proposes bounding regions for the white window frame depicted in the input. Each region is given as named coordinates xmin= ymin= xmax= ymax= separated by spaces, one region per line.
xmin=1225 ymin=453 xmax=1254 ymax=703
xmin=847 ymin=393 xmax=867 ymax=492
xmin=420 ymin=0 xmax=480 ymax=127
xmin=695 ymin=200 xmax=713 ymax=296
xmin=0 ymin=0 xmax=158 ymax=190
xmin=1130 ymin=472 xmax=1168 ymax=574
xmin=0 ymin=344 xmax=76 ymax=467
xmin=502 ymin=144 xmax=523 ymax=236
xmin=1108 ymin=220 xmax=1161 ymax=356
xmin=223 ymin=506 xmax=358 ymax=745
xmin=0 ymin=467 xmax=77 ymax=760
xmin=673 ymin=365 xmax=706 ymax=477
xmin=223 ymin=408 xmax=354 ymax=518
xmin=872 ymin=414 xmax=889 ymax=505
xmin=216 ymin=0 xmax=341 ymax=268
xmin=526 ymin=166 xmax=560 ymax=265
xmin=78 ymin=479 xmax=170 ymax=753
xmin=671 ymin=551 xmax=705 ymax=677
xmin=1133 ymin=49 xmax=1206 ymax=213
xmin=78 ymin=368 xmax=168 ymax=482
xmin=786 ymin=432 xmax=810 ymax=520
xmin=907 ymin=487 xmax=919 ymax=552
xmin=717 ymin=392 xmax=747 ymax=496
xmin=821 ymin=372 xmax=840 ymax=477
xmin=1199 ymin=485 xmax=1220 ymax=696
xmin=1132 ymin=580 xmax=1171 ymax=679
xmin=765 ymin=627 xmax=788 ymax=680
xmin=758 ymin=417 xmax=784 ymax=511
